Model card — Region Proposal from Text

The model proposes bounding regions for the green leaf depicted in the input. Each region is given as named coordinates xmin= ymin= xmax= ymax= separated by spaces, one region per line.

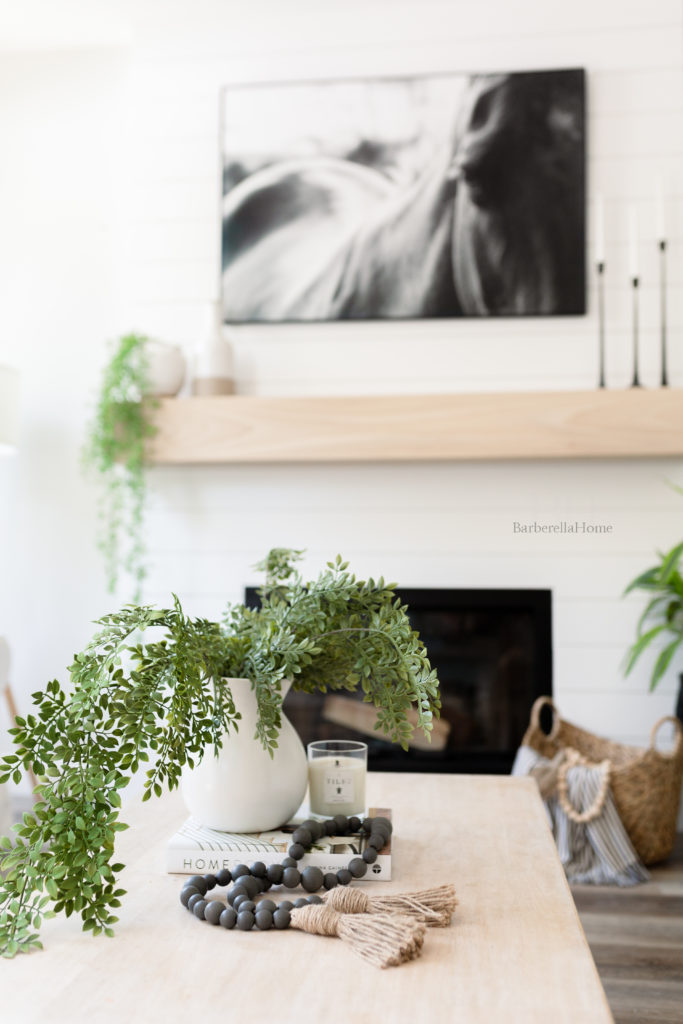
xmin=660 ymin=541 xmax=683 ymax=585
xmin=623 ymin=567 xmax=660 ymax=595
xmin=650 ymin=637 xmax=683 ymax=690
xmin=624 ymin=625 xmax=666 ymax=675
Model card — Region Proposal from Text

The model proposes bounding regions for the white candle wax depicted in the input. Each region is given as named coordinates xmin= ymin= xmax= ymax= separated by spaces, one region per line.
xmin=308 ymin=755 xmax=366 ymax=816
xmin=628 ymin=207 xmax=639 ymax=279
xmin=655 ymin=176 xmax=665 ymax=242
xmin=595 ymin=195 xmax=605 ymax=264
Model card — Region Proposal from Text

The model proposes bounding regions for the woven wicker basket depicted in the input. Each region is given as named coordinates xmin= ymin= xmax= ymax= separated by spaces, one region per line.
xmin=522 ymin=697 xmax=683 ymax=865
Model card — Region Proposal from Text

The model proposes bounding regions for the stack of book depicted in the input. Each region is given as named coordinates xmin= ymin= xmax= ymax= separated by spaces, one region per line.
xmin=167 ymin=808 xmax=392 ymax=880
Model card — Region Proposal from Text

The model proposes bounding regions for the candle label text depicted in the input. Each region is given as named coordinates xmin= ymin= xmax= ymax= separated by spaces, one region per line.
xmin=323 ymin=770 xmax=356 ymax=805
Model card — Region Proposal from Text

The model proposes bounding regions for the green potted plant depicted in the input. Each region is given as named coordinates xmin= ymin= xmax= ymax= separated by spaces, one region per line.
xmin=624 ymin=538 xmax=683 ymax=719
xmin=0 ymin=549 xmax=440 ymax=956
xmin=83 ymin=333 xmax=157 ymax=601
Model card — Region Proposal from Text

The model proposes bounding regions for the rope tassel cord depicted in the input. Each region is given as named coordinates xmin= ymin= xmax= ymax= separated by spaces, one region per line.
xmin=290 ymin=904 xmax=426 ymax=968
xmin=322 ymin=884 xmax=458 ymax=927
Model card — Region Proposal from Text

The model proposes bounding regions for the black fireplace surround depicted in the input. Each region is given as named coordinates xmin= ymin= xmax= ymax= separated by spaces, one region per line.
xmin=245 ymin=587 xmax=552 ymax=775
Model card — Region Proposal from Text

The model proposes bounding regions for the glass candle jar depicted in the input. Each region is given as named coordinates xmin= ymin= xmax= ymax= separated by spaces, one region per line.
xmin=307 ymin=740 xmax=368 ymax=816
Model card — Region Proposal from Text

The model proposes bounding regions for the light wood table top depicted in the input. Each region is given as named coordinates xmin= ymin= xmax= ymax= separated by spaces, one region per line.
xmin=1 ymin=773 xmax=613 ymax=1024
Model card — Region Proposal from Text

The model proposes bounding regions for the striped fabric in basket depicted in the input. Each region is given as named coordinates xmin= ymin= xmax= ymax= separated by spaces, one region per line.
xmin=513 ymin=745 xmax=650 ymax=886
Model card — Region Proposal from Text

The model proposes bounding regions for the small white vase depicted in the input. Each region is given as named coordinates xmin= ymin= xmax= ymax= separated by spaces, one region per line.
xmin=144 ymin=339 xmax=186 ymax=397
xmin=181 ymin=678 xmax=308 ymax=831
xmin=191 ymin=301 xmax=235 ymax=396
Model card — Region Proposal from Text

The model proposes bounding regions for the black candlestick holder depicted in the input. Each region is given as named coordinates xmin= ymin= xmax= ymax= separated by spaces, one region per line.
xmin=631 ymin=276 xmax=641 ymax=388
xmin=659 ymin=240 xmax=668 ymax=387
xmin=597 ymin=260 xmax=606 ymax=388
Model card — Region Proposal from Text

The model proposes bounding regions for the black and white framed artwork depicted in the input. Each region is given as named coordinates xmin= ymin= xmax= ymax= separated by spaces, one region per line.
xmin=221 ymin=68 xmax=585 ymax=322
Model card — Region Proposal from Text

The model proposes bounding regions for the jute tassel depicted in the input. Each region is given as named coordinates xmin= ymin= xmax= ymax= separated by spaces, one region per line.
xmin=289 ymin=904 xmax=426 ymax=968
xmin=322 ymin=884 xmax=457 ymax=927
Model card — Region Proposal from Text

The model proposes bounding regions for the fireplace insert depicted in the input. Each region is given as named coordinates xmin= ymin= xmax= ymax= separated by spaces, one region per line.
xmin=245 ymin=586 xmax=552 ymax=774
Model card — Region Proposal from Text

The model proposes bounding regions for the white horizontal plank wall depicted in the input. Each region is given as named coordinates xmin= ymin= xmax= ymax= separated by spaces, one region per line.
xmin=128 ymin=0 xmax=683 ymax=748
xmin=0 ymin=1 xmax=682 ymax=807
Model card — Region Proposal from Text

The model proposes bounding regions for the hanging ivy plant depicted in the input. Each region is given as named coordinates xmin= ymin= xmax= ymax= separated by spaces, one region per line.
xmin=83 ymin=333 xmax=157 ymax=601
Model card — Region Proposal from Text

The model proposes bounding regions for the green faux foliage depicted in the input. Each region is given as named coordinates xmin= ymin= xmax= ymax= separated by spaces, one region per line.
xmin=624 ymin=539 xmax=683 ymax=691
xmin=83 ymin=333 xmax=158 ymax=602
xmin=0 ymin=550 xmax=440 ymax=957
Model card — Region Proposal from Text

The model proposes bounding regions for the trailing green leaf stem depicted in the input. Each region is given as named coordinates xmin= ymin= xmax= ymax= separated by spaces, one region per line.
xmin=0 ymin=550 xmax=440 ymax=956
xmin=82 ymin=332 xmax=157 ymax=600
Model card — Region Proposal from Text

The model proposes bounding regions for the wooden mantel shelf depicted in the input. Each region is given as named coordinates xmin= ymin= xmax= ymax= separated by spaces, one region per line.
xmin=147 ymin=389 xmax=683 ymax=464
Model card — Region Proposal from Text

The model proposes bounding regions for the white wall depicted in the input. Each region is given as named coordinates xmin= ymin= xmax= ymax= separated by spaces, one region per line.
xmin=1 ymin=1 xmax=682 ymax=787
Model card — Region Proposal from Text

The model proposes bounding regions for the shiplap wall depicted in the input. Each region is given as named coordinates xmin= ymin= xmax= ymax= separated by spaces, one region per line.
xmin=1 ymin=1 xmax=682 ymax=788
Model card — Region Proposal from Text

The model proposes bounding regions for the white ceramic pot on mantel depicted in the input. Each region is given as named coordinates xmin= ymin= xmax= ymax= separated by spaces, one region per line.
xmin=181 ymin=678 xmax=308 ymax=832
xmin=144 ymin=338 xmax=186 ymax=397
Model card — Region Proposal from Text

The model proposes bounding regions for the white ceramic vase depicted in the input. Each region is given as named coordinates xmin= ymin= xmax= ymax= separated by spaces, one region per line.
xmin=191 ymin=300 xmax=235 ymax=396
xmin=144 ymin=338 xmax=186 ymax=397
xmin=181 ymin=678 xmax=308 ymax=831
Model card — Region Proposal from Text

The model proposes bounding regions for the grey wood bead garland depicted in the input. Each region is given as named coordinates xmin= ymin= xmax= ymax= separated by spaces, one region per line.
xmin=179 ymin=814 xmax=392 ymax=934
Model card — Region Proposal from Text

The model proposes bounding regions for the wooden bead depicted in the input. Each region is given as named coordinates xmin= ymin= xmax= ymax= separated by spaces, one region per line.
xmin=193 ymin=900 xmax=208 ymax=920
xmin=187 ymin=893 xmax=203 ymax=912
xmin=282 ymin=867 xmax=301 ymax=889
xmin=372 ymin=816 xmax=393 ymax=834
xmin=186 ymin=874 xmax=208 ymax=895
xmin=233 ymin=894 xmax=250 ymax=913
xmin=180 ymin=885 xmax=199 ymax=907
xmin=255 ymin=909 xmax=274 ymax=930
xmin=239 ymin=876 xmax=261 ymax=898
xmin=204 ymin=901 xmax=224 ymax=925
xmin=301 ymin=819 xmax=323 ymax=840
xmin=266 ymin=864 xmax=284 ymax=884
xmin=219 ymin=907 xmax=237 ymax=929
xmin=227 ymin=885 xmax=249 ymax=906
xmin=348 ymin=857 xmax=367 ymax=878
xmin=300 ymin=866 xmax=324 ymax=893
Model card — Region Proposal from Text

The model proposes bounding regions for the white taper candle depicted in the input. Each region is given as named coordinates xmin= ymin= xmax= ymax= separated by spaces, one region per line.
xmin=628 ymin=207 xmax=639 ymax=279
xmin=655 ymin=176 xmax=666 ymax=242
xmin=595 ymin=195 xmax=605 ymax=264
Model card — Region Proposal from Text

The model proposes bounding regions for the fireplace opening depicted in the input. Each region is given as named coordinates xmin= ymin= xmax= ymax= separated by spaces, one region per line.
xmin=244 ymin=587 xmax=552 ymax=774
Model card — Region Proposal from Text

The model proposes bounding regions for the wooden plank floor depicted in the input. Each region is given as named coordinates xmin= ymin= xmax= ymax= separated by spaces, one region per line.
xmin=572 ymin=835 xmax=683 ymax=1024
